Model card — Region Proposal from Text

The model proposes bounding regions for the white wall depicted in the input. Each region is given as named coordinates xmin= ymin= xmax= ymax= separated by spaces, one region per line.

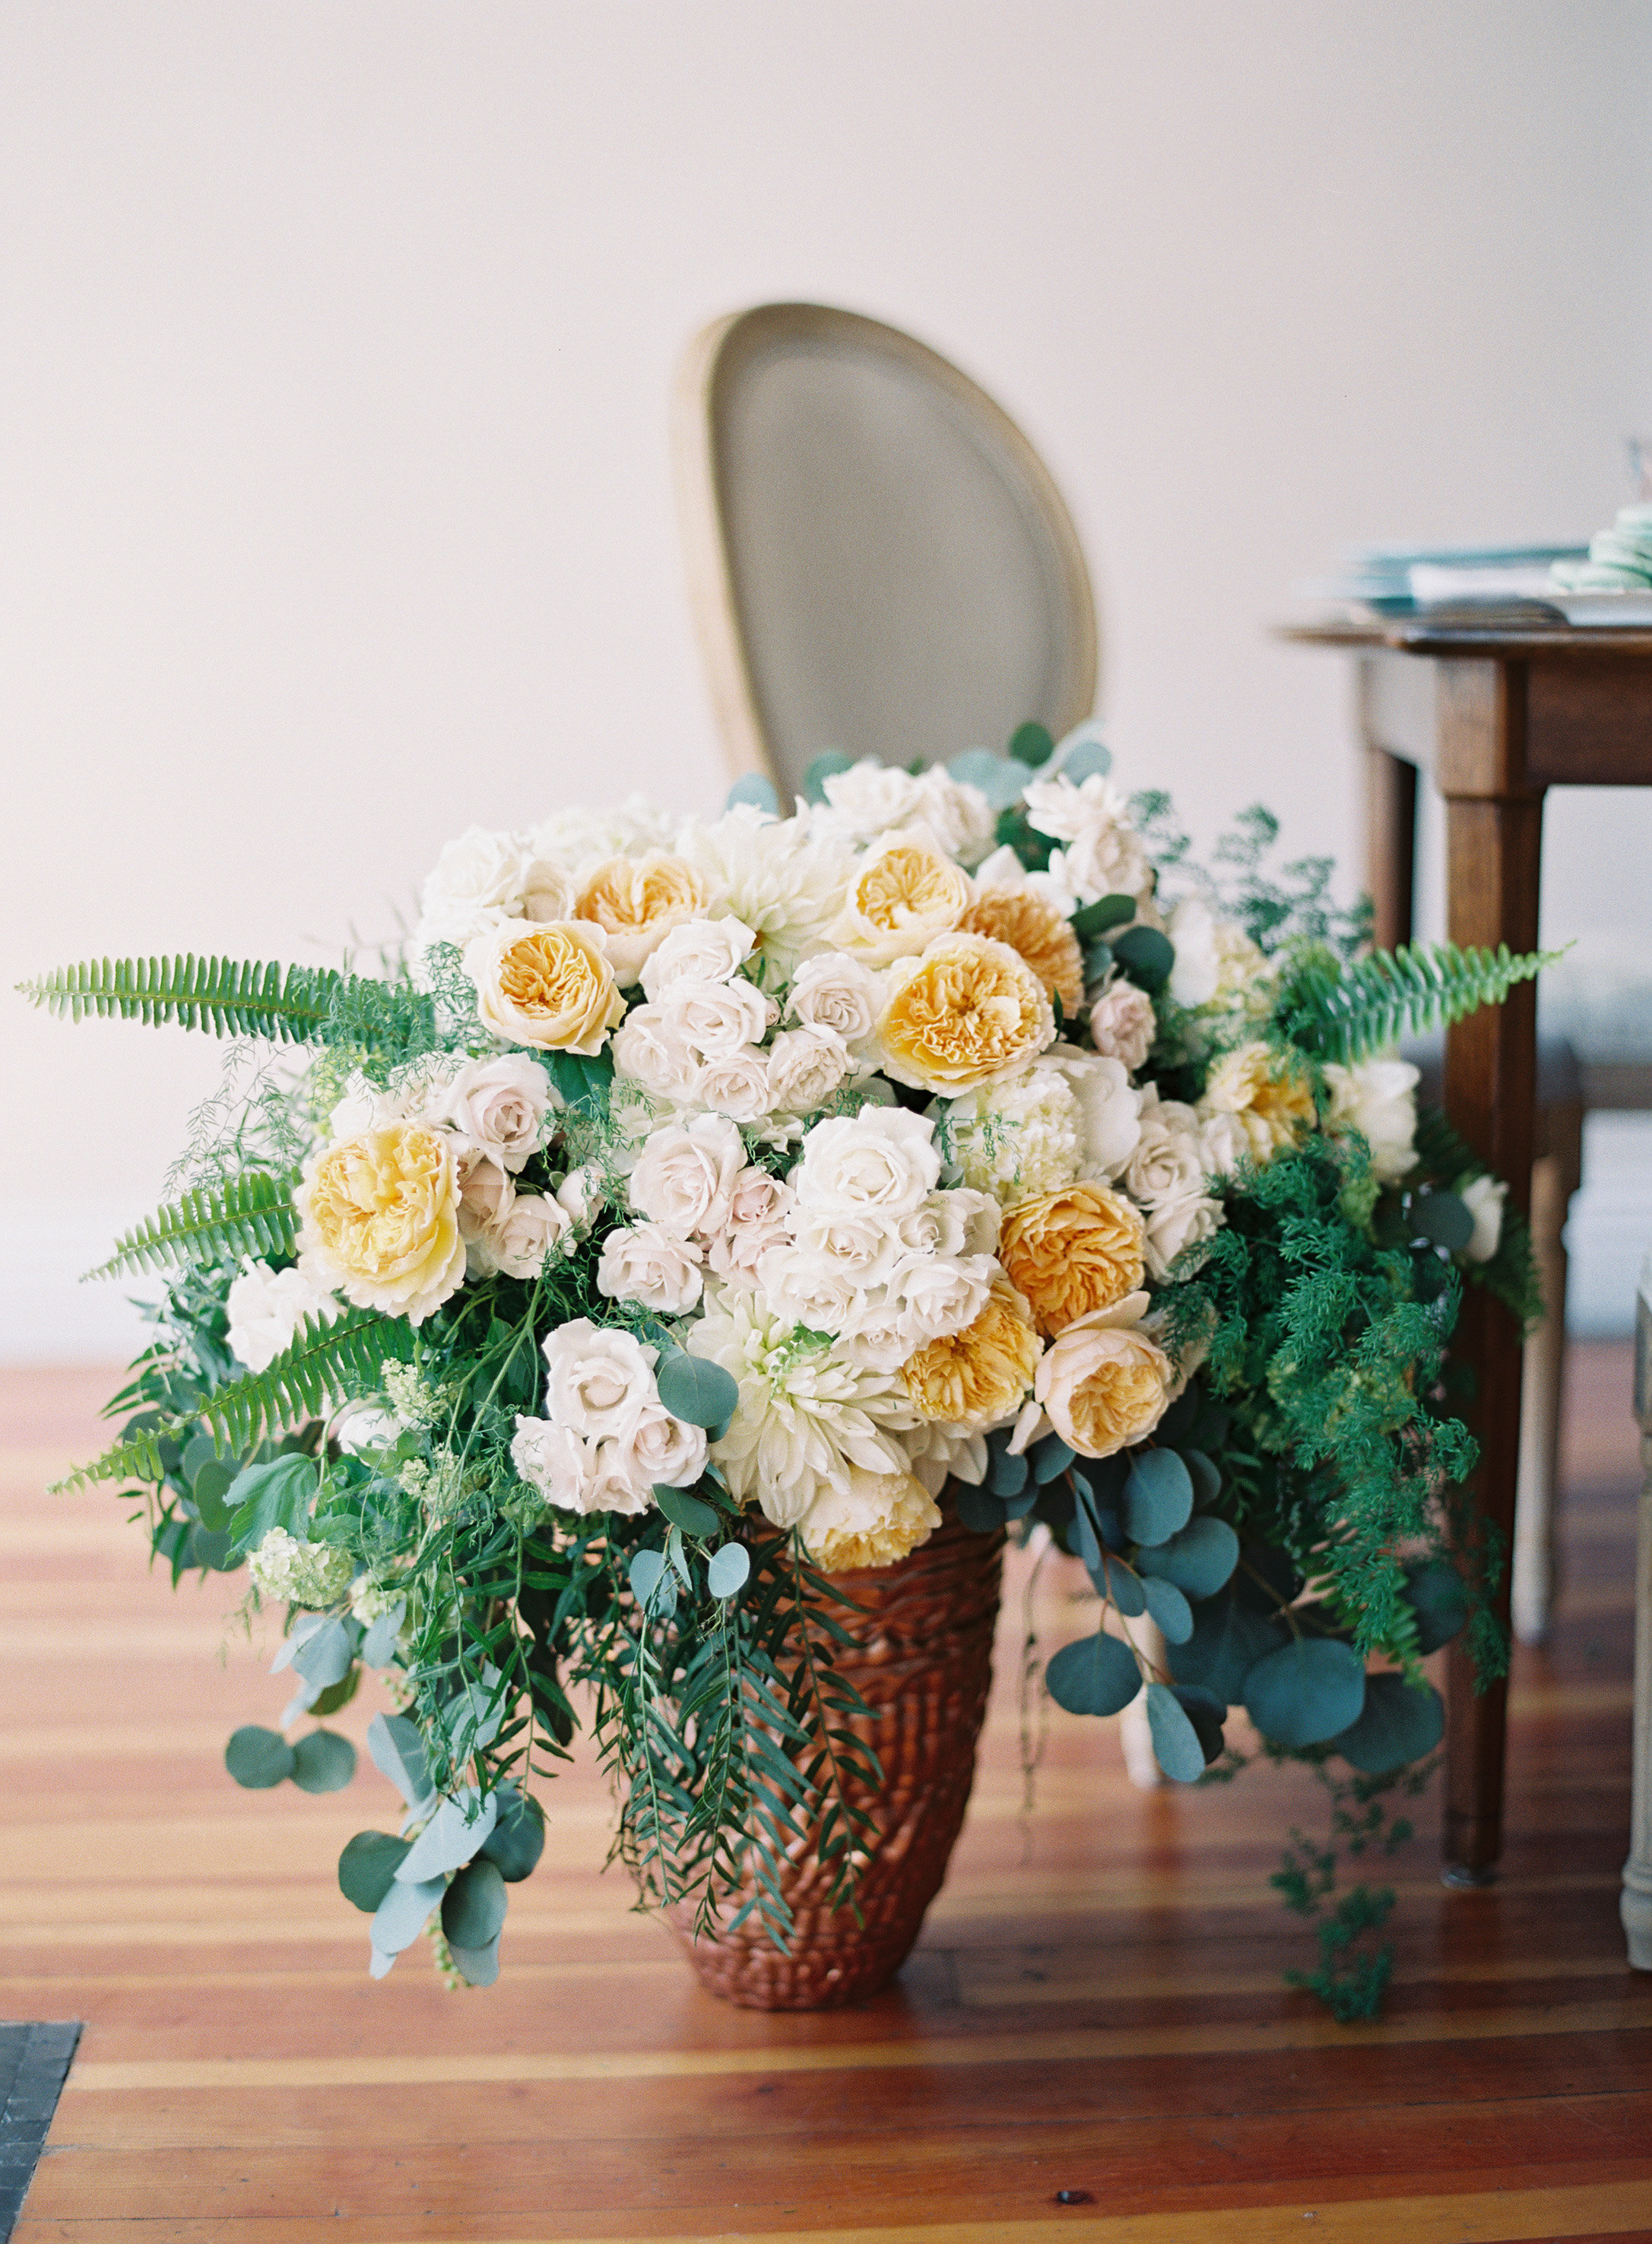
xmin=4 ymin=0 xmax=1650 ymax=1361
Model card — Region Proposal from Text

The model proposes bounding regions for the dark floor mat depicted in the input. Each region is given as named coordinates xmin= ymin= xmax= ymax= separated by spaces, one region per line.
xmin=0 ymin=2024 xmax=81 ymax=2241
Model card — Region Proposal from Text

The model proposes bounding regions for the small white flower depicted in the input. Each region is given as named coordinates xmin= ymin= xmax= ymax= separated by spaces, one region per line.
xmin=640 ymin=914 xmax=756 ymax=1001
xmin=677 ymin=807 xmax=851 ymax=980
xmin=248 ymin=1525 xmax=352 ymax=1609
xmin=629 ymin=1114 xmax=747 ymax=1238
xmin=1322 ymin=1057 xmax=1421 ymax=1186
xmin=540 ymin=1319 xmax=657 ymax=1438
xmin=792 ymin=1107 xmax=940 ymax=1220
xmin=598 ymin=1221 xmax=705 ymax=1314
xmin=659 ymin=975 xmax=774 ymax=1059
xmin=1167 ymin=898 xmax=1273 ymax=1014
xmin=226 ymin=1260 xmax=340 ymax=1374
xmin=696 ymin=1048 xmax=776 ymax=1121
xmin=766 ymin=1024 xmax=851 ymax=1114
xmin=786 ymin=952 xmax=884 ymax=1046
xmin=1460 ymin=1173 xmax=1508 ymax=1263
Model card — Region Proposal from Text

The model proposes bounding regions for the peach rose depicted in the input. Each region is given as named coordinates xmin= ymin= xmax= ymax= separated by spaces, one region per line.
xmin=958 ymin=888 xmax=1084 ymax=1013
xmin=901 ymin=1275 xmax=1042 ymax=1429
xmin=1028 ymin=1294 xmax=1173 ymax=1459
xmin=296 ymin=1123 xmax=466 ymax=1325
xmin=826 ymin=827 xmax=972 ymax=966
xmin=998 ymin=1179 xmax=1146 ymax=1336
xmin=465 ymin=918 xmax=625 ymax=1055
xmin=797 ymin=1466 xmax=943 ymax=1572
xmin=575 ymin=852 xmax=713 ymax=982
xmin=1197 ymin=1041 xmax=1315 ymax=1164
xmin=876 ymin=931 xmax=1056 ymax=1096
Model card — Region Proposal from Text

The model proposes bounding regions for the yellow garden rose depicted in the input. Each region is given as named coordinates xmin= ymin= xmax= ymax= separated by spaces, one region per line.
xmin=958 ymin=889 xmax=1085 ymax=1014
xmin=998 ymin=1179 xmax=1146 ymax=1336
xmin=798 ymin=1466 xmax=943 ymax=1572
xmin=1031 ymin=1295 xmax=1173 ymax=1459
xmin=876 ymin=931 xmax=1056 ymax=1095
xmin=465 ymin=918 xmax=625 ymax=1054
xmin=296 ymin=1123 xmax=465 ymax=1325
xmin=1198 ymin=1041 xmax=1315 ymax=1164
xmin=826 ymin=828 xmax=972 ymax=966
xmin=575 ymin=852 xmax=713 ymax=983
xmin=902 ymin=1276 xmax=1042 ymax=1428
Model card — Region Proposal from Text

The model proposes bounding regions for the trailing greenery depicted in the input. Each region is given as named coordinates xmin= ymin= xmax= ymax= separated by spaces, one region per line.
xmin=18 ymin=952 xmax=440 ymax=1056
xmin=84 ymin=1169 xmax=300 ymax=1282
xmin=1277 ymin=940 xmax=1557 ymax=1065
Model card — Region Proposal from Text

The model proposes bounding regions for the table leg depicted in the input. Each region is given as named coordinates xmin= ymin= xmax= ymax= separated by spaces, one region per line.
xmin=1440 ymin=791 xmax=1543 ymax=1880
xmin=1365 ymin=746 xmax=1418 ymax=952
xmin=1625 ymin=1258 xmax=1652 ymax=1968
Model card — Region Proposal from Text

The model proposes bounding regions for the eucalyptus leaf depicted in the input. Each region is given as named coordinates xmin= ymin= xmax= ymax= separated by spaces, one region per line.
xmin=1007 ymin=720 xmax=1055 ymax=767
xmin=1170 ymin=1684 xmax=1228 ymax=1766
xmin=1072 ymin=1499 xmax=1102 ymax=1574
xmin=338 ymin=1830 xmax=411 ymax=1912
xmin=955 ymin=1483 xmax=1007 ymax=1534
xmin=395 ymin=1788 xmax=498 ymax=1884
xmin=629 ymin=1548 xmax=667 ymax=1605
xmin=1410 ymin=1188 xmax=1475 ymax=1254
xmin=1402 ymin=1558 xmax=1469 ymax=1654
xmin=224 ymin=1725 xmax=294 ymax=1789
xmin=802 ymin=749 xmax=856 ymax=803
xmin=309 ymin=1668 xmax=360 ymax=1719
xmin=1332 ymin=1673 xmax=1444 ymax=1774
xmin=269 ymin=1609 xmax=326 ymax=1675
xmin=1070 ymin=892 xmax=1137 ymax=943
xmin=1135 ymin=1515 xmax=1240 ymax=1599
xmin=655 ymin=1485 xmax=721 ymax=1538
xmin=706 ymin=1542 xmax=751 ymax=1599
xmin=479 ymin=1789 xmax=546 ymax=1882
xmin=725 ymin=772 xmax=779 ymax=815
xmin=1029 ymin=1433 xmax=1075 ymax=1484
xmin=1123 ymin=1449 xmax=1194 ymax=1545
xmin=1168 ymin=1593 xmax=1288 ymax=1704
xmin=443 ymin=1666 xmax=506 ymax=1757
xmin=655 ymin=1352 xmax=740 ymax=1430
xmin=360 ymin=1600 xmax=406 ymax=1669
xmin=1145 ymin=1681 xmax=1206 ymax=1782
xmin=1053 ymin=724 xmax=1112 ymax=784
xmin=988 ymin=1445 xmax=1029 ymax=1498
xmin=1140 ymin=1575 xmax=1194 ymax=1644
xmin=371 ymin=1872 xmax=446 ymax=1956
xmin=1101 ymin=1554 xmax=1146 ymax=1618
xmin=1243 ymin=1636 xmax=1368 ymax=1749
xmin=449 ymin=1934 xmax=502 ymax=1988
xmin=1112 ymin=924 xmax=1176 ymax=990
xmin=1183 ymin=1448 xmax=1222 ymax=1509
xmin=368 ymin=1944 xmax=398 ymax=1980
xmin=1045 ymin=1630 xmax=1140 ymax=1717
xmin=947 ymin=747 xmax=1031 ymax=810
xmin=189 ymin=1455 xmax=238 ymax=1532
xmin=366 ymin=1711 xmax=433 ymax=1811
xmin=292 ymin=1615 xmax=353 ymax=1690
xmin=291 ymin=1729 xmax=357 ymax=1794
xmin=442 ymin=1856 xmax=508 ymax=1949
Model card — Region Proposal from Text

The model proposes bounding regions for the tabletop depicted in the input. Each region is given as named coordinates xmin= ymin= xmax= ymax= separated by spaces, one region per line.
xmin=1280 ymin=612 xmax=1652 ymax=658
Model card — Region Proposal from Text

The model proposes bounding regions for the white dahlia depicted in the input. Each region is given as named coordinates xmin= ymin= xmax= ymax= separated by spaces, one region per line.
xmin=676 ymin=807 xmax=851 ymax=979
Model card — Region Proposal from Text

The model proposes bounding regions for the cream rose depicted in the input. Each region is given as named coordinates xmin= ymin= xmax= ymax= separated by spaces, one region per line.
xmin=598 ymin=1221 xmax=706 ymax=1314
xmin=588 ymin=1436 xmax=655 ymax=1517
xmin=639 ymin=914 xmax=756 ymax=1001
xmin=836 ymin=1298 xmax=926 ymax=1374
xmin=1087 ymin=981 xmax=1157 ymax=1070
xmin=442 ymin=1054 xmax=554 ymax=1171
xmin=766 ymin=1025 xmax=850 ymax=1114
xmin=540 ymin=1319 xmax=656 ymax=1438
xmin=1322 ymin=1057 xmax=1421 ymax=1185
xmin=789 ymin=1206 xmax=903 ymax=1285
xmin=629 ymin=1115 xmax=746 ymax=1238
xmin=658 ymin=974 xmax=774 ymax=1058
xmin=1023 ymin=1293 xmax=1172 ymax=1459
xmin=797 ymin=1466 xmax=942 ymax=1572
xmin=465 ymin=918 xmax=624 ymax=1056
xmin=296 ymin=1123 xmax=466 ymax=1326
xmin=877 ymin=932 xmax=1056 ymax=1096
xmin=621 ymin=1402 xmax=709 ymax=1491
xmin=787 ymin=952 xmax=883 ymax=1045
xmin=826 ymin=826 xmax=973 ymax=966
xmin=609 ymin=1004 xmax=702 ymax=1103
xmin=574 ymin=851 xmax=714 ymax=983
xmin=756 ymin=1245 xmax=866 ymax=1334
xmin=998 ymin=1179 xmax=1146 ymax=1336
xmin=791 ymin=1107 xmax=940 ymax=1220
xmin=474 ymin=1191 xmax=570 ymax=1281
xmin=900 ymin=1273 xmax=1042 ymax=1428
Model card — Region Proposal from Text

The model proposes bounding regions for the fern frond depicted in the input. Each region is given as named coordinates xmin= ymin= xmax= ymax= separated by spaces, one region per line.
xmin=50 ymin=1427 xmax=166 ymax=1496
xmin=194 ymin=1307 xmax=414 ymax=1452
xmin=1279 ymin=941 xmax=1558 ymax=1064
xmin=19 ymin=956 xmax=346 ymax=1040
xmin=84 ymin=1170 xmax=300 ymax=1282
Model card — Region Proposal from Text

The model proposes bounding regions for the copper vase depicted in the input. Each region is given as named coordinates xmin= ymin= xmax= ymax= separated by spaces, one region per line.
xmin=669 ymin=1501 xmax=1005 ymax=2011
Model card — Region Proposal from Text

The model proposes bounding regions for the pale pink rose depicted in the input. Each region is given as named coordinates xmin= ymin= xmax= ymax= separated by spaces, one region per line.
xmin=1087 ymin=981 xmax=1157 ymax=1071
xmin=540 ymin=1320 xmax=656 ymax=1438
xmin=639 ymin=915 xmax=756 ymax=1001
xmin=756 ymin=1245 xmax=865 ymax=1333
xmin=621 ymin=1402 xmax=709 ymax=1491
xmin=707 ymin=1212 xmax=793 ymax=1288
xmin=697 ymin=1048 xmax=775 ymax=1121
xmin=885 ymin=1250 xmax=995 ymax=1342
xmin=473 ymin=1192 xmax=570 ymax=1280
xmin=610 ymin=1005 xmax=702 ymax=1103
xmin=766 ymin=1025 xmax=850 ymax=1114
xmin=658 ymin=975 xmax=774 ymax=1059
xmin=442 ymin=1054 xmax=554 ymax=1172
xmin=456 ymin=1146 xmax=513 ymax=1241
xmin=587 ymin=1436 xmax=655 ymax=1517
xmin=786 ymin=952 xmax=883 ymax=1046
xmin=597 ymin=1221 xmax=706 ymax=1314
xmin=629 ymin=1115 xmax=746 ymax=1238
xmin=511 ymin=1416 xmax=594 ymax=1510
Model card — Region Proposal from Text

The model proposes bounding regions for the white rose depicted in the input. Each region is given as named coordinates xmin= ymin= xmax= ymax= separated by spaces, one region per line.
xmin=1086 ymin=981 xmax=1157 ymax=1070
xmin=912 ymin=768 xmax=996 ymax=864
xmin=1460 ymin=1173 xmax=1508 ymax=1263
xmin=473 ymin=1191 xmax=569 ymax=1281
xmin=555 ymin=1163 xmax=607 ymax=1230
xmin=598 ymin=1221 xmax=706 ymax=1314
xmin=226 ymin=1259 xmax=340 ymax=1374
xmin=1322 ymin=1057 xmax=1421 ymax=1186
xmin=540 ymin=1318 xmax=657 ymax=1437
xmin=620 ymin=1402 xmax=709 ymax=1491
xmin=610 ymin=1004 xmax=703 ymax=1104
xmin=766 ymin=1025 xmax=850 ymax=1114
xmin=790 ymin=1205 xmax=904 ymax=1285
xmin=640 ymin=914 xmax=756 ymax=1001
xmin=886 ymin=1250 xmax=995 ymax=1342
xmin=659 ymin=975 xmax=774 ymax=1058
xmin=757 ymin=1244 xmax=866 ymax=1333
xmin=1042 ymin=1049 xmax=1143 ymax=1178
xmin=417 ymin=826 xmax=535 ymax=948
xmin=1142 ymin=1190 xmax=1222 ymax=1280
xmin=1125 ymin=1095 xmax=1208 ymax=1209
xmin=588 ymin=1436 xmax=655 ymax=1517
xmin=892 ymin=1192 xmax=969 ymax=1259
xmin=836 ymin=1298 xmax=924 ymax=1374
xmin=1020 ymin=774 xmax=1149 ymax=902
xmin=511 ymin=1416 xmax=595 ymax=1510
xmin=697 ymin=1048 xmax=776 ymax=1121
xmin=787 ymin=952 xmax=884 ymax=1045
xmin=1200 ymin=1108 xmax=1246 ymax=1178
xmin=629 ymin=1115 xmax=746 ymax=1237
xmin=442 ymin=1054 xmax=554 ymax=1172
xmin=791 ymin=1107 xmax=940 ymax=1220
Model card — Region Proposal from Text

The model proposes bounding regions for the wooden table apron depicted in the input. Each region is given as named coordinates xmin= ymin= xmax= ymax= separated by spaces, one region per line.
xmin=1284 ymin=620 xmax=1652 ymax=1878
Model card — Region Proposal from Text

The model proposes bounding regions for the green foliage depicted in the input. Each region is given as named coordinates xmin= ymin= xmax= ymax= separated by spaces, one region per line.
xmin=1412 ymin=1104 xmax=1544 ymax=1332
xmin=50 ymin=1425 xmax=166 ymax=1497
xmin=1277 ymin=940 xmax=1555 ymax=1065
xmin=84 ymin=1170 xmax=299 ymax=1282
xmin=21 ymin=955 xmax=347 ymax=1040
xmin=1208 ymin=803 xmax=1372 ymax=961
xmin=195 ymin=1309 xmax=414 ymax=1454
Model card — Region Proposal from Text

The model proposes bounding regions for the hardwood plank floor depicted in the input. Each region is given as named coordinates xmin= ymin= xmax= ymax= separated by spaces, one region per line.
xmin=5 ymin=1349 xmax=1650 ymax=2241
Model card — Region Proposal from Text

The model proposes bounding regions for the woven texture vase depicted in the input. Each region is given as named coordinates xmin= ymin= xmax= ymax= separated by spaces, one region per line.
xmin=670 ymin=1500 xmax=1005 ymax=2011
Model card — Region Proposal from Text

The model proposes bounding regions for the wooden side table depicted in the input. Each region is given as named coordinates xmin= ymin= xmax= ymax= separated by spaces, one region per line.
xmin=1283 ymin=618 xmax=1652 ymax=1881
xmin=1628 ymin=1254 xmax=1652 ymax=1970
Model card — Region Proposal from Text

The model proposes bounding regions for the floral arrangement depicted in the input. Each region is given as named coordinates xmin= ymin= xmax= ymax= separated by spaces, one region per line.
xmin=25 ymin=721 xmax=1546 ymax=2003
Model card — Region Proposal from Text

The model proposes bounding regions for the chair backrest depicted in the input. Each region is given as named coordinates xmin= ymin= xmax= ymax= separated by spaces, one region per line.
xmin=674 ymin=302 xmax=1098 ymax=801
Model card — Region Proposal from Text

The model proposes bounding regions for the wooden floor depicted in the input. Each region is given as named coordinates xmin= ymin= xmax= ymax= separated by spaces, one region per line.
xmin=4 ymin=1348 xmax=1650 ymax=2242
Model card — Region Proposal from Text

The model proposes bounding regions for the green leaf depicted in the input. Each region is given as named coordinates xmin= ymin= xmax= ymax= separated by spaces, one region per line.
xmin=706 ymin=1542 xmax=751 ymax=1599
xmin=442 ymin=1857 xmax=508 ymax=1949
xmin=1410 ymin=1189 xmax=1474 ymax=1254
xmin=224 ymin=1726 xmax=294 ymax=1789
xmin=49 ymin=1425 xmax=166 ymax=1497
xmin=84 ymin=1171 xmax=300 ymax=1282
xmin=1402 ymin=1559 xmax=1468 ymax=1655
xmin=366 ymin=1711 xmax=433 ymax=1808
xmin=338 ymin=1830 xmax=411 ymax=1912
xmin=226 ymin=1454 xmax=319 ymax=1558
xmin=1069 ymin=892 xmax=1137 ymax=943
xmin=1123 ymin=1450 xmax=1194 ymax=1545
xmin=1008 ymin=721 xmax=1055 ymax=767
xmin=1145 ymin=1681 xmax=1206 ymax=1782
xmin=1136 ymin=1515 xmax=1240 ymax=1599
xmin=19 ymin=954 xmax=354 ymax=1041
xmin=478 ymin=1789 xmax=546 ymax=1882
xmin=726 ymin=772 xmax=779 ymax=815
xmin=372 ymin=1873 xmax=444 ymax=1956
xmin=803 ymin=750 xmax=857 ymax=803
xmin=1140 ymin=1575 xmax=1194 ymax=1644
xmin=656 ymin=1352 xmax=739 ymax=1430
xmin=199 ymin=1308 xmax=414 ymax=1457
xmin=308 ymin=1668 xmax=360 ymax=1717
xmin=291 ymin=1729 xmax=357 ymax=1793
xmin=1244 ymin=1637 xmax=1368 ymax=1748
xmin=449 ymin=1934 xmax=502 ymax=1987
xmin=955 ymin=1483 xmax=1007 ymax=1533
xmin=988 ymin=1444 xmax=1029 ymax=1497
xmin=653 ymin=1485 xmax=721 ymax=1537
xmin=359 ymin=1601 xmax=406 ymax=1668
xmin=1113 ymin=925 xmax=1176 ymax=990
xmin=1045 ymin=1631 xmax=1140 ymax=1717
xmin=189 ymin=1457 xmax=239 ymax=1533
xmin=1278 ymin=939 xmax=1559 ymax=1066
xmin=544 ymin=1048 xmax=614 ymax=1114
xmin=1169 ymin=1593 xmax=1288 ymax=1703
xmin=1332 ymin=1674 xmax=1444 ymax=1774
